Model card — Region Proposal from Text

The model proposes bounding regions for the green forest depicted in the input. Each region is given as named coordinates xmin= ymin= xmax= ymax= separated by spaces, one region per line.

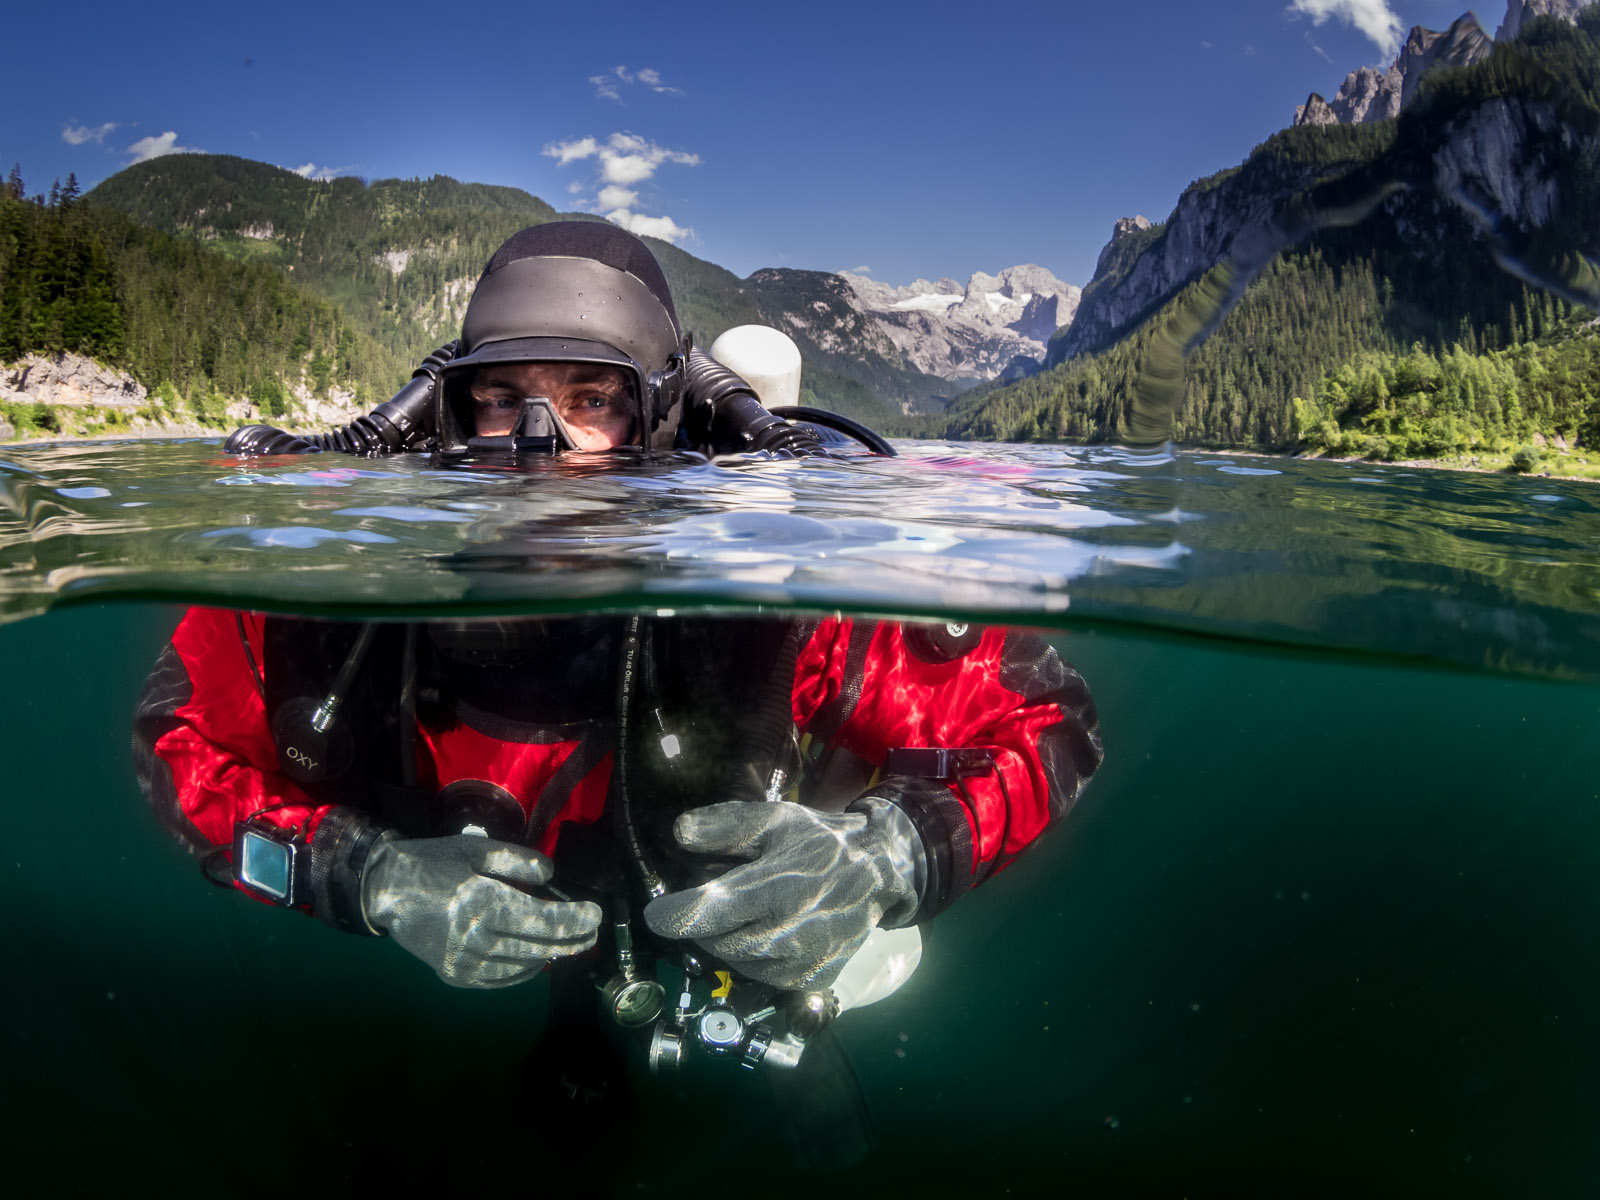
xmin=0 ymin=167 xmax=402 ymax=436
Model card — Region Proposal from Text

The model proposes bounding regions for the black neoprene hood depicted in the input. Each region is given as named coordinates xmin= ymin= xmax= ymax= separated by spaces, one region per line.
xmin=438 ymin=221 xmax=687 ymax=451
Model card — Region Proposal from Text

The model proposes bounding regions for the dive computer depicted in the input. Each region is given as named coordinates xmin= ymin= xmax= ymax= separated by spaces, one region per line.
xmin=231 ymin=819 xmax=310 ymax=907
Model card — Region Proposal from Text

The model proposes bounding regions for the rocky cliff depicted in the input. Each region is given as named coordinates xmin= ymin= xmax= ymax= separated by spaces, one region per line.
xmin=837 ymin=264 xmax=1080 ymax=384
xmin=1294 ymin=3 xmax=1600 ymax=129
xmin=1293 ymin=13 xmax=1492 ymax=127
xmin=1063 ymin=82 xmax=1587 ymax=366
xmin=1053 ymin=152 xmax=1334 ymax=362
xmin=2 ymin=353 xmax=148 ymax=411
xmin=0 ymin=351 xmax=362 ymax=442
xmin=1498 ymin=0 xmax=1599 ymax=40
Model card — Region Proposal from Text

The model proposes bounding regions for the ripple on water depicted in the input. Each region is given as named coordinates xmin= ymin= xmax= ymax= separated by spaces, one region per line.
xmin=0 ymin=439 xmax=1595 ymax=679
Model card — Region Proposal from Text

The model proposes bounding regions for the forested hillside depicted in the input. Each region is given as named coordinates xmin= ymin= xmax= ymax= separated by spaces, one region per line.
xmin=85 ymin=156 xmax=936 ymax=420
xmin=944 ymin=11 xmax=1600 ymax=469
xmin=0 ymin=170 xmax=401 ymax=435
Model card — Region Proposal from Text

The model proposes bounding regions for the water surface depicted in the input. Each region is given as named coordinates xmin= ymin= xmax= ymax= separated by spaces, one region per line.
xmin=3 ymin=439 xmax=1596 ymax=678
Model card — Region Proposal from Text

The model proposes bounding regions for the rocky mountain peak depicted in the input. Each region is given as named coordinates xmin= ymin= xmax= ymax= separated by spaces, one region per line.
xmin=1401 ymin=14 xmax=1494 ymax=105
xmin=1498 ymin=0 xmax=1599 ymax=41
xmin=1292 ymin=12 xmax=1491 ymax=127
xmin=836 ymin=263 xmax=1082 ymax=386
xmin=1294 ymin=92 xmax=1339 ymax=127
xmin=1094 ymin=215 xmax=1153 ymax=276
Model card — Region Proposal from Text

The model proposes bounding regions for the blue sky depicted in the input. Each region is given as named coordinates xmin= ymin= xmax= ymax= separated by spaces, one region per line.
xmin=5 ymin=0 xmax=1495 ymax=287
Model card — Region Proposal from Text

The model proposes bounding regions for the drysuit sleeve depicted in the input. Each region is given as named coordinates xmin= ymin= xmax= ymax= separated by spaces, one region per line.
xmin=792 ymin=618 xmax=1102 ymax=920
xmin=132 ymin=607 xmax=333 ymax=865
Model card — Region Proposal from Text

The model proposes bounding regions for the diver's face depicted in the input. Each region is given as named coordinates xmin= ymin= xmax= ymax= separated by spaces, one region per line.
xmin=469 ymin=362 xmax=637 ymax=449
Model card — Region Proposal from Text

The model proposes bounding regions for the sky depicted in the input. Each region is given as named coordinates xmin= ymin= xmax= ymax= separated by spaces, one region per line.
xmin=4 ymin=0 xmax=1502 ymax=288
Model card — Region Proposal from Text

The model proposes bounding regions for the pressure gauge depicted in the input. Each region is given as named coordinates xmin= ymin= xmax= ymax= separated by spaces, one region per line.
xmin=603 ymin=975 xmax=666 ymax=1028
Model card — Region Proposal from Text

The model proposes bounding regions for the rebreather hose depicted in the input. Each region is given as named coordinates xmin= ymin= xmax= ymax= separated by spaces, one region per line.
xmin=616 ymin=614 xmax=667 ymax=899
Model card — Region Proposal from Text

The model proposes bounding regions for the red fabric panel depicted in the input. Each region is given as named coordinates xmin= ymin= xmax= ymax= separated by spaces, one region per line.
xmin=792 ymin=615 xmax=850 ymax=727
xmin=793 ymin=620 xmax=1064 ymax=865
xmin=540 ymin=750 xmax=613 ymax=858
xmin=419 ymin=722 xmax=613 ymax=854
xmin=153 ymin=608 xmax=326 ymax=847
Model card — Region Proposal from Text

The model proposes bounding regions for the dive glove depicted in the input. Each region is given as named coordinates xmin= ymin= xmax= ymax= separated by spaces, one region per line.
xmin=642 ymin=799 xmax=919 ymax=991
xmin=361 ymin=833 xmax=603 ymax=989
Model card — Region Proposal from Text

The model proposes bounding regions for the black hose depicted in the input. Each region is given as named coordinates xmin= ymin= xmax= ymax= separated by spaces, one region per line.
xmin=740 ymin=625 xmax=802 ymax=802
xmin=615 ymin=615 xmax=668 ymax=899
xmin=766 ymin=406 xmax=896 ymax=456
xmin=224 ymin=342 xmax=457 ymax=457
xmin=683 ymin=348 xmax=826 ymax=457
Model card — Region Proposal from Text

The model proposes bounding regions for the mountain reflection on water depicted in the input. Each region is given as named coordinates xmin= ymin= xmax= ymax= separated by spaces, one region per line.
xmin=1 ymin=439 xmax=1596 ymax=679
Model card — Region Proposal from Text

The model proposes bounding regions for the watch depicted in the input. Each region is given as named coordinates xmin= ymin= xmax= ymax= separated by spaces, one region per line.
xmin=231 ymin=818 xmax=310 ymax=907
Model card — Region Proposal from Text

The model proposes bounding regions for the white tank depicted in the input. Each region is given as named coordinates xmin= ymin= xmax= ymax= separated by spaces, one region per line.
xmin=831 ymin=925 xmax=923 ymax=1014
xmin=708 ymin=325 xmax=803 ymax=410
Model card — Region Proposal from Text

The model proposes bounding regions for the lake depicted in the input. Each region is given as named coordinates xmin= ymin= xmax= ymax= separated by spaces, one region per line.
xmin=1 ymin=439 xmax=1597 ymax=1195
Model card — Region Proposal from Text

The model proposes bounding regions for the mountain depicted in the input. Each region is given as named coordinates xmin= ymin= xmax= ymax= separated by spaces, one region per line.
xmin=943 ymin=4 xmax=1600 ymax=463
xmin=838 ymin=266 xmax=1079 ymax=386
xmin=1293 ymin=13 xmax=1493 ymax=127
xmin=80 ymin=155 xmax=1045 ymax=424
xmin=1291 ymin=1 xmax=1600 ymax=128
xmin=1499 ymin=0 xmax=1600 ymax=40
xmin=0 ymin=173 xmax=403 ymax=440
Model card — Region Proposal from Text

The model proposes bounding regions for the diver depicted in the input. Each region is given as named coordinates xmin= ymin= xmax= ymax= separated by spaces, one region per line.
xmin=132 ymin=224 xmax=1103 ymax=1112
xmin=224 ymin=220 xmax=841 ymax=460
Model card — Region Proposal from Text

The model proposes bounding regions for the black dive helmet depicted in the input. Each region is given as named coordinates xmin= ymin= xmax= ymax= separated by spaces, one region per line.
xmin=435 ymin=222 xmax=687 ymax=453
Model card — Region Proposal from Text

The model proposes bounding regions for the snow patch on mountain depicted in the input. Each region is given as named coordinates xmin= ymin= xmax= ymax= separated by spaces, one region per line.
xmin=839 ymin=265 xmax=1081 ymax=383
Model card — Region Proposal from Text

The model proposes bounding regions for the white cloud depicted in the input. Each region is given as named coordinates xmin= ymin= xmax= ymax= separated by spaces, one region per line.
xmin=62 ymin=121 xmax=119 ymax=146
xmin=292 ymin=162 xmax=353 ymax=181
xmin=594 ymin=131 xmax=699 ymax=185
xmin=597 ymin=184 xmax=639 ymax=209
xmin=546 ymin=131 xmax=698 ymax=244
xmin=605 ymin=208 xmax=692 ymax=243
xmin=1287 ymin=0 xmax=1404 ymax=61
xmin=126 ymin=131 xmax=201 ymax=164
xmin=546 ymin=136 xmax=599 ymax=165
xmin=843 ymin=265 xmax=871 ymax=274
xmin=591 ymin=64 xmax=682 ymax=102
xmin=602 ymin=154 xmax=658 ymax=186
xmin=544 ymin=132 xmax=698 ymax=188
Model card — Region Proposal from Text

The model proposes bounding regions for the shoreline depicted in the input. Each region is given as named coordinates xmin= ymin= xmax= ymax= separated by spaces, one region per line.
xmin=7 ymin=429 xmax=1599 ymax=484
xmin=1176 ymin=444 xmax=1600 ymax=484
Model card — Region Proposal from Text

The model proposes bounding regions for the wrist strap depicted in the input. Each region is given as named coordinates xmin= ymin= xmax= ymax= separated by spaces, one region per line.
xmin=308 ymin=808 xmax=391 ymax=936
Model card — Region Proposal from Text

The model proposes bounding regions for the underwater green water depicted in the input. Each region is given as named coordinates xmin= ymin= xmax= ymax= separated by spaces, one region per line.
xmin=3 ymin=602 xmax=1597 ymax=1196
xmin=2 ymin=440 xmax=1599 ymax=1195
